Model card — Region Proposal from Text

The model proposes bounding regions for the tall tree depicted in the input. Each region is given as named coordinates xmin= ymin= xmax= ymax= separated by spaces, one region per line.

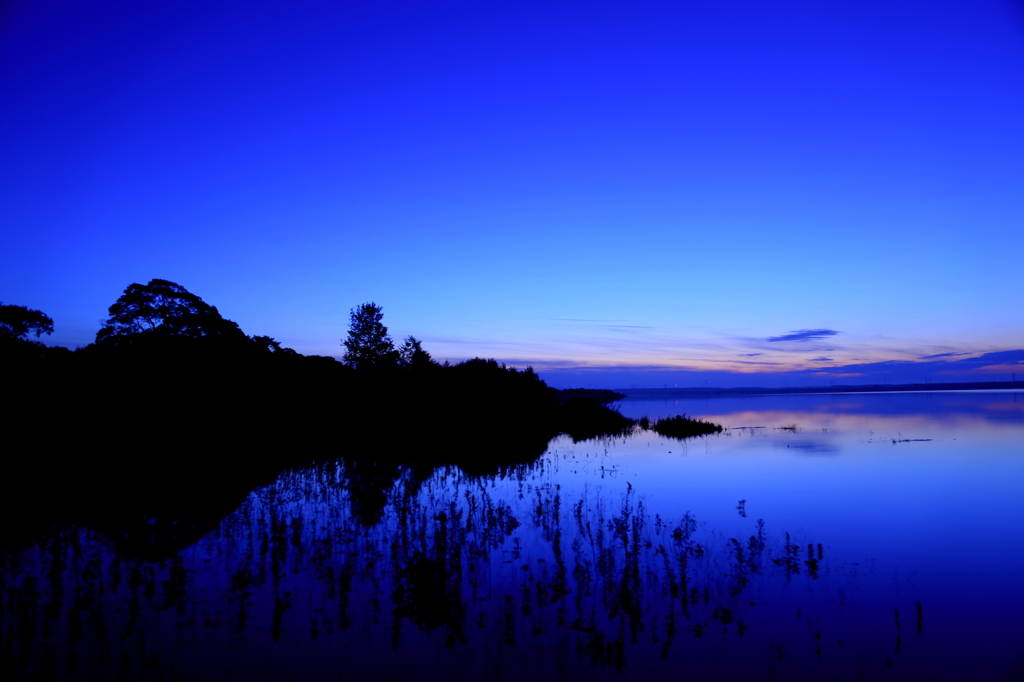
xmin=342 ymin=303 xmax=399 ymax=370
xmin=96 ymin=279 xmax=245 ymax=345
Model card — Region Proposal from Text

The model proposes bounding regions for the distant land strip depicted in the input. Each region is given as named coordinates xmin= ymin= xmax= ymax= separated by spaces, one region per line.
xmin=617 ymin=380 xmax=1024 ymax=398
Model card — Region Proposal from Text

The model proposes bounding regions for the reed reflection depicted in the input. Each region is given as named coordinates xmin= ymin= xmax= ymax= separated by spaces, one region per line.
xmin=2 ymin=461 xmax=912 ymax=682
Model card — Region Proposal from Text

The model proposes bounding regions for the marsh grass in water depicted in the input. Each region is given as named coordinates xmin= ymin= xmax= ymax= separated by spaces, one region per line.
xmin=1 ymin=462 xmax=916 ymax=681
xmin=647 ymin=415 xmax=724 ymax=439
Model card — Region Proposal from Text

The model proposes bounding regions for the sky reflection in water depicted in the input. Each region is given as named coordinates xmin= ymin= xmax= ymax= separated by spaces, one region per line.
xmin=586 ymin=391 xmax=1024 ymax=677
xmin=604 ymin=392 xmax=1024 ymax=591
xmin=2 ymin=391 xmax=1022 ymax=681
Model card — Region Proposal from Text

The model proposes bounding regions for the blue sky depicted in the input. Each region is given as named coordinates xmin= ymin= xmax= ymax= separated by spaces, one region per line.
xmin=2 ymin=0 xmax=1022 ymax=387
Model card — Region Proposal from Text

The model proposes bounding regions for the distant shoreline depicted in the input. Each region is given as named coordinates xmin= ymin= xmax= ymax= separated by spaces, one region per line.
xmin=616 ymin=379 xmax=1024 ymax=398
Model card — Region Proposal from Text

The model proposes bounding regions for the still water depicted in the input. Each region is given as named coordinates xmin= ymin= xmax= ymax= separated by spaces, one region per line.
xmin=3 ymin=391 xmax=1023 ymax=681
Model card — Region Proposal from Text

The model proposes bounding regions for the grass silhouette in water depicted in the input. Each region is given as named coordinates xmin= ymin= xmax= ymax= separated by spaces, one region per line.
xmin=559 ymin=405 xmax=726 ymax=444
xmin=0 ymin=463 xmax=914 ymax=682
xmin=647 ymin=415 xmax=724 ymax=439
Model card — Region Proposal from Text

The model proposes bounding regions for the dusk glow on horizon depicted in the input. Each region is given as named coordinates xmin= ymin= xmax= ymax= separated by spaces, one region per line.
xmin=3 ymin=0 xmax=1022 ymax=388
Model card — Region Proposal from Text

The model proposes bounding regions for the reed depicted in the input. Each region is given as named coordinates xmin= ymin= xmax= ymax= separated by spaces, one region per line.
xmin=0 ymin=461 xmax=904 ymax=681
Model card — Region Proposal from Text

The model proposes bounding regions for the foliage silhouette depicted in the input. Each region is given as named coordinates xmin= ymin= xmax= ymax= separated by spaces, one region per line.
xmin=0 ymin=302 xmax=61 ymax=362
xmin=648 ymin=415 xmax=724 ymax=439
xmin=250 ymin=335 xmax=299 ymax=355
xmin=399 ymin=335 xmax=436 ymax=370
xmin=342 ymin=302 xmax=400 ymax=370
xmin=95 ymin=278 xmax=246 ymax=347
xmin=0 ymin=303 xmax=53 ymax=340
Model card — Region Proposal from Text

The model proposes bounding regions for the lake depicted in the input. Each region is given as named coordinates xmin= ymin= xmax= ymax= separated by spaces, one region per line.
xmin=3 ymin=390 xmax=1023 ymax=681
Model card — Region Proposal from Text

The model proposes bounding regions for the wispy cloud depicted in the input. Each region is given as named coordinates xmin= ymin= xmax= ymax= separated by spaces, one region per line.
xmin=535 ymin=349 xmax=1024 ymax=389
xmin=738 ymin=352 xmax=763 ymax=357
xmin=768 ymin=329 xmax=839 ymax=343
xmin=799 ymin=349 xmax=1024 ymax=378
xmin=549 ymin=318 xmax=626 ymax=323
xmin=919 ymin=351 xmax=971 ymax=360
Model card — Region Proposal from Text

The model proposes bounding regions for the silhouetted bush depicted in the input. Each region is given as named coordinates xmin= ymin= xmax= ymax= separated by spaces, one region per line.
xmin=649 ymin=414 xmax=723 ymax=439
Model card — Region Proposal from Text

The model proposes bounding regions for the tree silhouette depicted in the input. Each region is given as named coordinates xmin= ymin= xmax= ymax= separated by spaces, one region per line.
xmin=399 ymin=335 xmax=435 ymax=370
xmin=251 ymin=335 xmax=298 ymax=355
xmin=96 ymin=279 xmax=245 ymax=345
xmin=0 ymin=303 xmax=53 ymax=340
xmin=342 ymin=302 xmax=399 ymax=370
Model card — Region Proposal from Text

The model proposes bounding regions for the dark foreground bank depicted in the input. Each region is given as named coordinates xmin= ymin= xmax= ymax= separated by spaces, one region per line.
xmin=2 ymin=282 xmax=724 ymax=558
xmin=3 ymin=335 xmax=719 ymax=560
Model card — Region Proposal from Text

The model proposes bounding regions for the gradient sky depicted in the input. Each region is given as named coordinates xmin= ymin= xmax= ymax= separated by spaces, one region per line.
xmin=3 ymin=0 xmax=1023 ymax=387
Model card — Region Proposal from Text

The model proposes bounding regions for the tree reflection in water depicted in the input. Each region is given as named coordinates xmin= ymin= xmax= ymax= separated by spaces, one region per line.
xmin=1 ymin=461 xmax=913 ymax=681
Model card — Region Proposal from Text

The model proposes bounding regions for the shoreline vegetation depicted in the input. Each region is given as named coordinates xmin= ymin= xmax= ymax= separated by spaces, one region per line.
xmin=1 ymin=280 xmax=719 ymax=559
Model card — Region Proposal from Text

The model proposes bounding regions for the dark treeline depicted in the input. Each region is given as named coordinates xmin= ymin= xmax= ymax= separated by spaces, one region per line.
xmin=3 ymin=280 xmax=708 ymax=559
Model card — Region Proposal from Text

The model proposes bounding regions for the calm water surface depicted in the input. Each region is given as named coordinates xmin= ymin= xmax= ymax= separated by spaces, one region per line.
xmin=3 ymin=391 xmax=1022 ymax=681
